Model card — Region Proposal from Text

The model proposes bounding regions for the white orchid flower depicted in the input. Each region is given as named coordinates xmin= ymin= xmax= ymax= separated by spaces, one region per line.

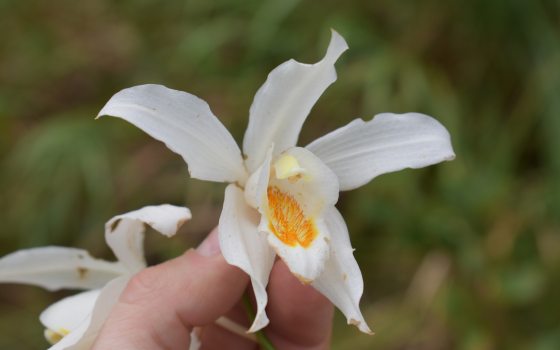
xmin=97 ymin=30 xmax=455 ymax=334
xmin=0 ymin=204 xmax=191 ymax=349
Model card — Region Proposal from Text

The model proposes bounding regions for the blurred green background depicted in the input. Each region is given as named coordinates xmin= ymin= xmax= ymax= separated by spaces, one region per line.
xmin=1 ymin=0 xmax=559 ymax=349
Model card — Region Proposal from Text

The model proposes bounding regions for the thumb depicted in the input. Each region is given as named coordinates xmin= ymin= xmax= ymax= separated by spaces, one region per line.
xmin=93 ymin=229 xmax=249 ymax=350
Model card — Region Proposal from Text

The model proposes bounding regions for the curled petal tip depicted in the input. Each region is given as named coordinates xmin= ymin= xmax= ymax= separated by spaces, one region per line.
xmin=247 ymin=319 xmax=270 ymax=334
xmin=349 ymin=318 xmax=374 ymax=335
xmin=326 ymin=29 xmax=349 ymax=61
xmin=446 ymin=152 xmax=456 ymax=161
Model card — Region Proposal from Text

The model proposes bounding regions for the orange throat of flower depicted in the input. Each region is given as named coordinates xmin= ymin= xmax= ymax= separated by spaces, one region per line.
xmin=266 ymin=186 xmax=318 ymax=248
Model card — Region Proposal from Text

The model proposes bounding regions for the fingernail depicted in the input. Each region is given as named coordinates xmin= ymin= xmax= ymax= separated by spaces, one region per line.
xmin=196 ymin=229 xmax=221 ymax=257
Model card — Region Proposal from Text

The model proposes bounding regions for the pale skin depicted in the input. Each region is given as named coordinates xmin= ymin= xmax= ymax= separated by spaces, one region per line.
xmin=93 ymin=229 xmax=334 ymax=350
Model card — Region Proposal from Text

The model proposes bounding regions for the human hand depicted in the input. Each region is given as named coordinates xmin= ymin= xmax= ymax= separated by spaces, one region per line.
xmin=92 ymin=228 xmax=334 ymax=350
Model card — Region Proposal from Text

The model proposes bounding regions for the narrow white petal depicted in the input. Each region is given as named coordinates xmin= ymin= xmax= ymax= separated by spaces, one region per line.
xmin=244 ymin=146 xmax=272 ymax=210
xmin=98 ymin=84 xmax=247 ymax=183
xmin=105 ymin=204 xmax=191 ymax=273
xmin=311 ymin=207 xmax=372 ymax=334
xmin=0 ymin=247 xmax=126 ymax=291
xmin=40 ymin=290 xmax=100 ymax=337
xmin=219 ymin=184 xmax=275 ymax=332
xmin=243 ymin=30 xmax=349 ymax=172
xmin=260 ymin=147 xmax=338 ymax=282
xmin=306 ymin=112 xmax=455 ymax=191
xmin=48 ymin=276 xmax=129 ymax=350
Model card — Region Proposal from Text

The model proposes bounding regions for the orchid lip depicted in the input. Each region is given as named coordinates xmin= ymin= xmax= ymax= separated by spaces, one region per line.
xmin=266 ymin=186 xmax=318 ymax=248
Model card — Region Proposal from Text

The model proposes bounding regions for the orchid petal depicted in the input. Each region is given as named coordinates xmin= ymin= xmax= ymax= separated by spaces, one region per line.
xmin=219 ymin=184 xmax=275 ymax=332
xmin=105 ymin=204 xmax=191 ymax=273
xmin=306 ymin=113 xmax=455 ymax=190
xmin=98 ymin=84 xmax=247 ymax=183
xmin=312 ymin=207 xmax=372 ymax=334
xmin=244 ymin=146 xmax=273 ymax=210
xmin=40 ymin=289 xmax=100 ymax=340
xmin=243 ymin=30 xmax=348 ymax=172
xmin=260 ymin=147 xmax=338 ymax=282
xmin=0 ymin=247 xmax=126 ymax=291
xmin=48 ymin=276 xmax=129 ymax=350
xmin=262 ymin=217 xmax=330 ymax=284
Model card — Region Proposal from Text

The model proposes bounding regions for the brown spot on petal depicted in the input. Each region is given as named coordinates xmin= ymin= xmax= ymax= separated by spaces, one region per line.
xmin=77 ymin=267 xmax=89 ymax=280
xmin=110 ymin=219 xmax=121 ymax=232
xmin=288 ymin=173 xmax=304 ymax=183
xmin=349 ymin=319 xmax=375 ymax=335
xmin=293 ymin=272 xmax=313 ymax=285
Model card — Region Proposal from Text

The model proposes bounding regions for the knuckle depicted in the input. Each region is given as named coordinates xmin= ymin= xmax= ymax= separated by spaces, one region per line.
xmin=121 ymin=266 xmax=162 ymax=305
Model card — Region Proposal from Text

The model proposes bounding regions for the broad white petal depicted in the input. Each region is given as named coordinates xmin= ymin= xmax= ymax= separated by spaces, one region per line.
xmin=48 ymin=276 xmax=129 ymax=350
xmin=105 ymin=204 xmax=191 ymax=273
xmin=311 ymin=207 xmax=372 ymax=334
xmin=0 ymin=247 xmax=126 ymax=291
xmin=219 ymin=184 xmax=275 ymax=332
xmin=243 ymin=30 xmax=348 ymax=172
xmin=307 ymin=113 xmax=455 ymax=191
xmin=98 ymin=84 xmax=247 ymax=183
xmin=260 ymin=147 xmax=339 ymax=282
xmin=40 ymin=289 xmax=100 ymax=338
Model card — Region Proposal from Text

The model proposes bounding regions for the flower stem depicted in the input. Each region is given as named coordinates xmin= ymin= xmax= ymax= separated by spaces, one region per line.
xmin=242 ymin=293 xmax=277 ymax=350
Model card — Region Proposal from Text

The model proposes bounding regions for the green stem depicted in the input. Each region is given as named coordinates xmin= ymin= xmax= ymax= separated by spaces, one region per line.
xmin=242 ymin=293 xmax=277 ymax=350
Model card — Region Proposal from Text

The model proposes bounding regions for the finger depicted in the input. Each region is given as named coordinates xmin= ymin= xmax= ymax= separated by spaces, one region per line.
xmin=93 ymin=230 xmax=249 ymax=350
xmin=198 ymin=291 xmax=258 ymax=350
xmin=265 ymin=260 xmax=334 ymax=350
xmin=198 ymin=309 xmax=257 ymax=349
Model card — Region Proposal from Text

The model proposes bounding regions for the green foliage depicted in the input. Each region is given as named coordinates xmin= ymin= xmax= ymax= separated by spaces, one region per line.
xmin=0 ymin=0 xmax=559 ymax=348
